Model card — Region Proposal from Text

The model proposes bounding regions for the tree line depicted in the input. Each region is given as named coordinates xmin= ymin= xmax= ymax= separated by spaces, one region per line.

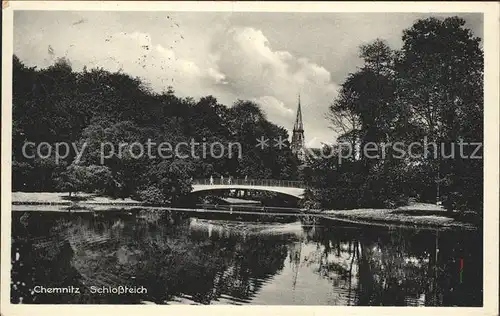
xmin=12 ymin=56 xmax=300 ymax=204
xmin=303 ymin=17 xmax=483 ymax=213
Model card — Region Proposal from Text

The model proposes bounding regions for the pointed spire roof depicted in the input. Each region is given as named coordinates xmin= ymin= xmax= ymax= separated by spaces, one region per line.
xmin=293 ymin=94 xmax=303 ymax=132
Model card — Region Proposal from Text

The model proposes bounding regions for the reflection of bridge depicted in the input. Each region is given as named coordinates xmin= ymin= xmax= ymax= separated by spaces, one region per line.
xmin=191 ymin=179 xmax=306 ymax=199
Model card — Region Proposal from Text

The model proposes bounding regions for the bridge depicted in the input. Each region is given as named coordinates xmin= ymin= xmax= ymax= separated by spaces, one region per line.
xmin=191 ymin=179 xmax=306 ymax=199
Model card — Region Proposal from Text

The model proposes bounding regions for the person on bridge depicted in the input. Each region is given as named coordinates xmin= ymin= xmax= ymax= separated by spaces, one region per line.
xmin=220 ymin=175 xmax=224 ymax=184
xmin=228 ymin=177 xmax=232 ymax=185
xmin=209 ymin=175 xmax=214 ymax=185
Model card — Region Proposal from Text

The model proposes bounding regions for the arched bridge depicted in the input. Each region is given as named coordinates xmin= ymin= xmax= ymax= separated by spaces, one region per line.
xmin=191 ymin=179 xmax=306 ymax=199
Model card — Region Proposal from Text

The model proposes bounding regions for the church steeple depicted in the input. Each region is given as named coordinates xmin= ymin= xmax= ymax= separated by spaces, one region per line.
xmin=291 ymin=94 xmax=305 ymax=160
xmin=293 ymin=94 xmax=304 ymax=132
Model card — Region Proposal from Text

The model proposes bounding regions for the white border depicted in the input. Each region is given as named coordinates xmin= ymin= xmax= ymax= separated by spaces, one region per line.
xmin=1 ymin=2 xmax=498 ymax=316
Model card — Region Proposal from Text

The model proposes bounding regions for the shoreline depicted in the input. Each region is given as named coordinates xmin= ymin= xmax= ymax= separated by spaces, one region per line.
xmin=317 ymin=210 xmax=478 ymax=231
xmin=11 ymin=192 xmax=478 ymax=230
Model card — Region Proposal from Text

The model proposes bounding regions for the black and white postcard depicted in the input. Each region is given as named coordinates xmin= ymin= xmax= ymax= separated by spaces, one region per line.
xmin=1 ymin=2 xmax=498 ymax=316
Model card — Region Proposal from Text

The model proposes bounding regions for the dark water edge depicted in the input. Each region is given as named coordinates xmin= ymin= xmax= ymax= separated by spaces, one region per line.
xmin=10 ymin=209 xmax=483 ymax=306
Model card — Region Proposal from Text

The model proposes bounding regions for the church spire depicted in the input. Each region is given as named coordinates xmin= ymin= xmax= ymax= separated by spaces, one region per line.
xmin=291 ymin=94 xmax=305 ymax=160
xmin=293 ymin=94 xmax=304 ymax=132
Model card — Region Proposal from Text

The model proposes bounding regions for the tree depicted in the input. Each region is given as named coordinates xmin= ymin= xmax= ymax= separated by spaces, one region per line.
xmin=55 ymin=164 xmax=112 ymax=196
xmin=396 ymin=17 xmax=483 ymax=212
xmin=143 ymin=160 xmax=193 ymax=204
xmin=319 ymin=18 xmax=483 ymax=212
xmin=322 ymin=39 xmax=404 ymax=208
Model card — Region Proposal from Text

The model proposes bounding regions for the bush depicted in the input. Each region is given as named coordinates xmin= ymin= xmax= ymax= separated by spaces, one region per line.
xmin=137 ymin=186 xmax=166 ymax=205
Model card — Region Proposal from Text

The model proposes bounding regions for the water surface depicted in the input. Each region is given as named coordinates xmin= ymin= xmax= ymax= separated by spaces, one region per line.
xmin=11 ymin=209 xmax=482 ymax=306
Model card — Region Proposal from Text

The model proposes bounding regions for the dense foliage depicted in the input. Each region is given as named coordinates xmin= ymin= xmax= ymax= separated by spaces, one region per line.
xmin=12 ymin=57 xmax=299 ymax=203
xmin=306 ymin=17 xmax=483 ymax=213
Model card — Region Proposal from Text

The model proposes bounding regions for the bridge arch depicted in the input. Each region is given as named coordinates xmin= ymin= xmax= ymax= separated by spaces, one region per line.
xmin=190 ymin=179 xmax=306 ymax=199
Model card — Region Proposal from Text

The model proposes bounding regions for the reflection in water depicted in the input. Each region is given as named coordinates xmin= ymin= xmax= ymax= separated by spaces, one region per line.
xmin=11 ymin=210 xmax=482 ymax=306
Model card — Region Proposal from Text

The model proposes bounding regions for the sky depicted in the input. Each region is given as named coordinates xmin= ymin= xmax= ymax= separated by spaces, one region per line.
xmin=14 ymin=11 xmax=483 ymax=147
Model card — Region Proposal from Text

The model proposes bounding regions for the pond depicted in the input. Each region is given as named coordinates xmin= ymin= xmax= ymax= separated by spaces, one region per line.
xmin=10 ymin=209 xmax=482 ymax=306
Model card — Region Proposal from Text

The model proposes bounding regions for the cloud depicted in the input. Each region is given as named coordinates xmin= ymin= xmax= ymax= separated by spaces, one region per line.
xmin=117 ymin=31 xmax=152 ymax=47
xmin=14 ymin=18 xmax=339 ymax=147
xmin=212 ymin=26 xmax=339 ymax=146
xmin=207 ymin=67 xmax=228 ymax=85
xmin=14 ymin=11 xmax=482 ymax=147
xmin=252 ymin=96 xmax=294 ymax=128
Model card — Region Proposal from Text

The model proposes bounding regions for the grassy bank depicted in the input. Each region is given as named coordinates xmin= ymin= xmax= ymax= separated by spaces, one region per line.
xmin=11 ymin=192 xmax=143 ymax=206
xmin=320 ymin=203 xmax=478 ymax=230
xmin=11 ymin=192 xmax=479 ymax=230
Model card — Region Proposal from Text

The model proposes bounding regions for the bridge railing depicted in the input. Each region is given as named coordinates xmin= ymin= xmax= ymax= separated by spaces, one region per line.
xmin=192 ymin=178 xmax=306 ymax=188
